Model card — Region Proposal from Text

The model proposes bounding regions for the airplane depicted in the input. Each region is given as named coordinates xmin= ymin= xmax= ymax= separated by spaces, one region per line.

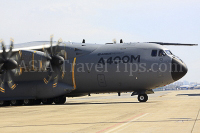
xmin=0 ymin=36 xmax=197 ymax=106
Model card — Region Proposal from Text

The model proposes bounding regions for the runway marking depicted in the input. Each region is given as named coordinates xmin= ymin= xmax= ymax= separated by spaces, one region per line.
xmin=105 ymin=113 xmax=149 ymax=133
xmin=191 ymin=108 xmax=200 ymax=133
xmin=115 ymin=113 xmax=149 ymax=133
xmin=96 ymin=113 xmax=148 ymax=133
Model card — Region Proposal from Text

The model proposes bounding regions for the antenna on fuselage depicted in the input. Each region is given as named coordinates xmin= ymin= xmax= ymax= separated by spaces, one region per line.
xmin=82 ymin=39 xmax=85 ymax=43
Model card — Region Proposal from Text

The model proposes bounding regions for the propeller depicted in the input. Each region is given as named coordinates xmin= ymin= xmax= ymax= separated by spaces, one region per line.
xmin=43 ymin=35 xmax=66 ymax=88
xmin=58 ymin=43 xmax=67 ymax=79
xmin=0 ymin=39 xmax=22 ymax=93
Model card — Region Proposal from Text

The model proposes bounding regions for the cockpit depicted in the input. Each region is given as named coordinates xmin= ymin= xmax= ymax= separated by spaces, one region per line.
xmin=165 ymin=50 xmax=173 ymax=55
xmin=151 ymin=49 xmax=184 ymax=62
xmin=151 ymin=49 xmax=187 ymax=81
xmin=151 ymin=50 xmax=173 ymax=57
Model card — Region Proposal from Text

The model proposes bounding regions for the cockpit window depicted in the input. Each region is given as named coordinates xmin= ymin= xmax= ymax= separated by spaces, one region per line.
xmin=151 ymin=50 xmax=157 ymax=57
xmin=158 ymin=50 xmax=166 ymax=56
xmin=165 ymin=50 xmax=173 ymax=55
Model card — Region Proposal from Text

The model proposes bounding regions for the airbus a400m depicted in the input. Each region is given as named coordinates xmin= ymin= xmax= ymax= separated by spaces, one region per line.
xmin=0 ymin=37 xmax=197 ymax=106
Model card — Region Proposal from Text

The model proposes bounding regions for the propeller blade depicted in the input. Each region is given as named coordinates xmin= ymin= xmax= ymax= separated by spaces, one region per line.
xmin=53 ymin=66 xmax=60 ymax=88
xmin=41 ymin=46 xmax=51 ymax=70
xmin=12 ymin=66 xmax=23 ymax=76
xmin=61 ymin=65 xmax=65 ymax=79
xmin=0 ymin=58 xmax=4 ymax=64
xmin=0 ymin=74 xmax=5 ymax=93
xmin=0 ymin=63 xmax=4 ymax=74
xmin=61 ymin=71 xmax=65 ymax=79
xmin=44 ymin=50 xmax=51 ymax=60
xmin=54 ymin=38 xmax=62 ymax=54
xmin=64 ymin=43 xmax=67 ymax=60
xmin=42 ymin=44 xmax=52 ymax=62
xmin=0 ymin=63 xmax=4 ymax=69
xmin=10 ymin=51 xmax=22 ymax=76
xmin=64 ymin=43 xmax=67 ymax=59
xmin=43 ymin=69 xmax=53 ymax=84
xmin=18 ymin=50 xmax=22 ymax=61
xmin=7 ymin=70 xmax=16 ymax=90
xmin=57 ymin=42 xmax=67 ymax=60
xmin=42 ymin=43 xmax=46 ymax=52
xmin=7 ymin=38 xmax=14 ymax=58
xmin=1 ymin=41 xmax=6 ymax=60
xmin=50 ymin=35 xmax=54 ymax=55
xmin=11 ymin=51 xmax=21 ymax=63
xmin=57 ymin=50 xmax=67 ymax=60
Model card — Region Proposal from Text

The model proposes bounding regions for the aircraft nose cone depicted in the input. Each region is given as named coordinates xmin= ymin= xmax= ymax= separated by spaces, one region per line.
xmin=171 ymin=58 xmax=188 ymax=81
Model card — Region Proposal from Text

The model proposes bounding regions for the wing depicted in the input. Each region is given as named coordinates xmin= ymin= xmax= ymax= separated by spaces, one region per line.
xmin=148 ymin=42 xmax=198 ymax=46
xmin=7 ymin=41 xmax=54 ymax=52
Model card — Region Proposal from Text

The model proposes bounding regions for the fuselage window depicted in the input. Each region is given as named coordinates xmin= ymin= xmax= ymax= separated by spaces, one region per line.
xmin=159 ymin=50 xmax=166 ymax=56
xmin=151 ymin=50 xmax=157 ymax=57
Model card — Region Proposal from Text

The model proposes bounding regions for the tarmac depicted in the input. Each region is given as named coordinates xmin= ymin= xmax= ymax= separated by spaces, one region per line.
xmin=0 ymin=90 xmax=200 ymax=133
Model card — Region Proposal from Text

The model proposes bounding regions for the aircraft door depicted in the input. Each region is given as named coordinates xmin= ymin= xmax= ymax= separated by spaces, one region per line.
xmin=97 ymin=74 xmax=107 ymax=87
xmin=158 ymin=50 xmax=166 ymax=78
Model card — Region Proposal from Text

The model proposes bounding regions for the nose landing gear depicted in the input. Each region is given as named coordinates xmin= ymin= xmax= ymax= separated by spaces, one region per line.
xmin=138 ymin=94 xmax=148 ymax=102
xmin=131 ymin=90 xmax=153 ymax=102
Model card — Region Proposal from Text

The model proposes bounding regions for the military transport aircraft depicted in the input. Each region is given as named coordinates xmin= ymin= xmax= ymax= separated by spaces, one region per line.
xmin=0 ymin=36 xmax=197 ymax=106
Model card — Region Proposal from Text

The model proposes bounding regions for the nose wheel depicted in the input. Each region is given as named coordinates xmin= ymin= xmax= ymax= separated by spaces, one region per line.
xmin=138 ymin=94 xmax=148 ymax=102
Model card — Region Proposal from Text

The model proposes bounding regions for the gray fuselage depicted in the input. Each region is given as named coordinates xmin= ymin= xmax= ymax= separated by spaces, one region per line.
xmin=0 ymin=42 xmax=187 ymax=100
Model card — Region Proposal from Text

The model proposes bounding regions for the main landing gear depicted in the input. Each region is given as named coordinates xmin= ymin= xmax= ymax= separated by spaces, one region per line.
xmin=137 ymin=94 xmax=148 ymax=102
xmin=0 ymin=96 xmax=66 ymax=106
xmin=0 ymin=100 xmax=10 ymax=106
xmin=10 ymin=100 xmax=23 ymax=106
xmin=23 ymin=99 xmax=36 ymax=105
xmin=54 ymin=96 xmax=66 ymax=104
xmin=42 ymin=96 xmax=66 ymax=105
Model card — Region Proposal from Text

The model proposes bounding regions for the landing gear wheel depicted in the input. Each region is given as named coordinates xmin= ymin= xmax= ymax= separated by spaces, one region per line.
xmin=138 ymin=94 xmax=148 ymax=102
xmin=34 ymin=99 xmax=41 ymax=105
xmin=54 ymin=97 xmax=66 ymax=104
xmin=42 ymin=98 xmax=53 ymax=105
xmin=0 ymin=101 xmax=10 ymax=106
xmin=10 ymin=100 xmax=23 ymax=106
xmin=23 ymin=99 xmax=35 ymax=105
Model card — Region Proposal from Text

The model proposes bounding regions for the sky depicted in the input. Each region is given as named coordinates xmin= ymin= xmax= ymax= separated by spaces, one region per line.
xmin=0 ymin=0 xmax=199 ymax=83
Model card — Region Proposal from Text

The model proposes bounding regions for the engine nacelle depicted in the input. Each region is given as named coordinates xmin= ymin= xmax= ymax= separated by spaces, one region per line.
xmin=20 ymin=50 xmax=50 ymax=71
